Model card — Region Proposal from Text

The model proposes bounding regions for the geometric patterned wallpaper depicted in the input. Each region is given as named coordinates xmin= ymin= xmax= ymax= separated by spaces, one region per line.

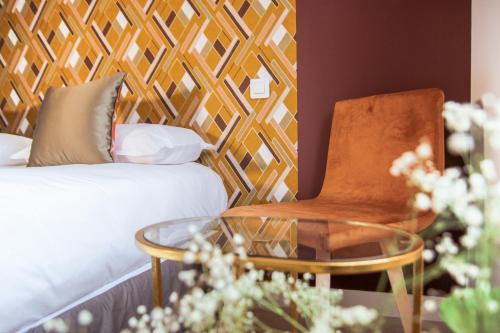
xmin=0 ymin=0 xmax=297 ymax=207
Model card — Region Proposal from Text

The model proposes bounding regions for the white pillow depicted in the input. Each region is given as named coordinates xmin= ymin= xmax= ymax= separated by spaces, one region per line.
xmin=0 ymin=134 xmax=32 ymax=166
xmin=113 ymin=124 xmax=214 ymax=165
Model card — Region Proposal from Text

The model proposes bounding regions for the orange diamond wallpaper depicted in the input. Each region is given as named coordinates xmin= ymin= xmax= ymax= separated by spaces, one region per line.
xmin=0 ymin=0 xmax=297 ymax=207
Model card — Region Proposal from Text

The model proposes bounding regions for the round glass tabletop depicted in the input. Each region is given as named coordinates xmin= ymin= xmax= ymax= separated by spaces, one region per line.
xmin=136 ymin=216 xmax=423 ymax=274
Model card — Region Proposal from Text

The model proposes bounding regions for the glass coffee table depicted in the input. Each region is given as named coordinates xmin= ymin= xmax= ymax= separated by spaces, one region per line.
xmin=135 ymin=216 xmax=424 ymax=332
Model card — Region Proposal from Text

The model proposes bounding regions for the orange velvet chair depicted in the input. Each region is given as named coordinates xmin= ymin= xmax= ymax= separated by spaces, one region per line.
xmin=223 ymin=88 xmax=445 ymax=333
xmin=224 ymin=88 xmax=444 ymax=231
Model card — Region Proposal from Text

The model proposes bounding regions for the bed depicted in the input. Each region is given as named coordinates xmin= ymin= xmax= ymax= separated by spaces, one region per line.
xmin=0 ymin=162 xmax=227 ymax=332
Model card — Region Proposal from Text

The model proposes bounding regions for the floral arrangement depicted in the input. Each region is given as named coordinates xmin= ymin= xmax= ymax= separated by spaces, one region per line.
xmin=44 ymin=229 xmax=379 ymax=333
xmin=390 ymin=93 xmax=500 ymax=333
xmin=121 ymin=230 xmax=380 ymax=333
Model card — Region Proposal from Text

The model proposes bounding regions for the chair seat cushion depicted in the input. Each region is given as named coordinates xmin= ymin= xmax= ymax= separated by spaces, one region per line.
xmin=223 ymin=198 xmax=435 ymax=232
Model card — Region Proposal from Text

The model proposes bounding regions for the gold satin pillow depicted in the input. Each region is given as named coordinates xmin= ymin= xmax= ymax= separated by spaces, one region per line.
xmin=28 ymin=73 xmax=125 ymax=167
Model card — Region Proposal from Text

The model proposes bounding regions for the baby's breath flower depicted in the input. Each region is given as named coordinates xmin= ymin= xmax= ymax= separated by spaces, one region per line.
xmin=416 ymin=141 xmax=433 ymax=159
xmin=52 ymin=319 xmax=69 ymax=333
xmin=128 ymin=317 xmax=139 ymax=328
xmin=435 ymin=235 xmax=459 ymax=255
xmin=424 ymin=299 xmax=438 ymax=313
xmin=469 ymin=173 xmax=487 ymax=199
xmin=188 ymin=243 xmax=199 ymax=252
xmin=447 ymin=132 xmax=474 ymax=155
xmin=183 ymin=251 xmax=196 ymax=264
xmin=168 ymin=292 xmax=178 ymax=303
xmin=462 ymin=205 xmax=484 ymax=226
xmin=233 ymin=233 xmax=244 ymax=246
xmin=487 ymin=300 xmax=499 ymax=313
xmin=151 ymin=308 xmax=164 ymax=321
xmin=77 ymin=310 xmax=93 ymax=326
xmin=414 ymin=192 xmax=432 ymax=211
xmin=187 ymin=224 xmax=198 ymax=234
xmin=480 ymin=159 xmax=497 ymax=181
xmin=423 ymin=249 xmax=435 ymax=262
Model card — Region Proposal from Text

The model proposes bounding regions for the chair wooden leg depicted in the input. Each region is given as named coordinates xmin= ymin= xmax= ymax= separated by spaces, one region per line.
xmin=316 ymin=248 xmax=330 ymax=289
xmin=380 ymin=240 xmax=412 ymax=333
xmin=387 ymin=266 xmax=412 ymax=333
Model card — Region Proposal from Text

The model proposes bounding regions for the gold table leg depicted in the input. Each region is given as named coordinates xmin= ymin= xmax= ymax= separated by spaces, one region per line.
xmin=151 ymin=257 xmax=163 ymax=308
xmin=412 ymin=255 xmax=424 ymax=333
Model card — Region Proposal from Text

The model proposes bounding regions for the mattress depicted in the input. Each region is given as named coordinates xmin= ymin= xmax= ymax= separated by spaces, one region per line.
xmin=0 ymin=163 xmax=227 ymax=332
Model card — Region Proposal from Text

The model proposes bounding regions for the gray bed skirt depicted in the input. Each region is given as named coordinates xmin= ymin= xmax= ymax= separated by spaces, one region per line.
xmin=29 ymin=261 xmax=186 ymax=333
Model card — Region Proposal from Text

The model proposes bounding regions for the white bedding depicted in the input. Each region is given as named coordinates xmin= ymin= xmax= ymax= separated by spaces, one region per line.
xmin=0 ymin=163 xmax=227 ymax=332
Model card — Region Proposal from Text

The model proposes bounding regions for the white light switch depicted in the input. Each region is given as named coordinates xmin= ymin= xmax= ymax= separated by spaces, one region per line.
xmin=250 ymin=78 xmax=270 ymax=99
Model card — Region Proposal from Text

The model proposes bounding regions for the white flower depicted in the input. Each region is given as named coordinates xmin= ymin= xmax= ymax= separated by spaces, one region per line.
xmin=183 ymin=251 xmax=196 ymax=264
xmin=390 ymin=163 xmax=402 ymax=176
xmin=223 ymin=285 xmax=240 ymax=302
xmin=443 ymin=104 xmax=471 ymax=132
xmin=190 ymin=310 xmax=203 ymax=323
xmin=233 ymin=233 xmax=244 ymax=246
xmin=188 ymin=243 xmax=199 ymax=253
xmin=463 ymin=205 xmax=483 ymax=226
xmin=410 ymin=169 xmax=426 ymax=186
xmin=487 ymin=300 xmax=499 ymax=313
xmin=424 ymin=299 xmax=438 ymax=313
xmin=423 ymin=249 xmax=435 ymax=262
xmin=52 ymin=319 xmax=69 ymax=333
xmin=187 ymin=224 xmax=198 ymax=234
xmin=128 ymin=317 xmax=139 ymax=328
xmin=469 ymin=173 xmax=487 ymax=199
xmin=77 ymin=310 xmax=93 ymax=326
xmin=199 ymin=251 xmax=209 ymax=263
xmin=169 ymin=292 xmax=178 ymax=303
xmin=480 ymin=159 xmax=497 ymax=181
xmin=421 ymin=171 xmax=440 ymax=192
xmin=460 ymin=234 xmax=477 ymax=249
xmin=137 ymin=305 xmax=147 ymax=315
xmin=442 ymin=261 xmax=480 ymax=286
xmin=310 ymin=311 xmax=331 ymax=333
xmin=414 ymin=192 xmax=432 ymax=211
xmin=435 ymin=235 xmax=459 ymax=255
xmin=151 ymin=308 xmax=164 ymax=321
xmin=471 ymin=109 xmax=487 ymax=126
xmin=460 ymin=226 xmax=482 ymax=249
xmin=444 ymin=167 xmax=461 ymax=179
xmin=178 ymin=270 xmax=197 ymax=287
xmin=416 ymin=142 xmax=433 ymax=159
xmin=447 ymin=132 xmax=474 ymax=155
xmin=401 ymin=152 xmax=418 ymax=167
xmin=42 ymin=319 xmax=69 ymax=333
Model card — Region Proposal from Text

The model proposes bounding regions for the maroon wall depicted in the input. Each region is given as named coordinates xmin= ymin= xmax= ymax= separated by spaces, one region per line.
xmin=296 ymin=0 xmax=471 ymax=199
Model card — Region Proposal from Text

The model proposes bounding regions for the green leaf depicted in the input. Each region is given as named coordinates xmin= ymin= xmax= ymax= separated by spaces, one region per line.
xmin=440 ymin=288 xmax=500 ymax=333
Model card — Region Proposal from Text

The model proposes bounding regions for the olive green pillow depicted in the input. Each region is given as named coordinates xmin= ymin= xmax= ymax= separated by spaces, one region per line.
xmin=28 ymin=72 xmax=125 ymax=167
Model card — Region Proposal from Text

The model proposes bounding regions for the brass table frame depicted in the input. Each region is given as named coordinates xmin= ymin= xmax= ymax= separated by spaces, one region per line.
xmin=135 ymin=221 xmax=424 ymax=333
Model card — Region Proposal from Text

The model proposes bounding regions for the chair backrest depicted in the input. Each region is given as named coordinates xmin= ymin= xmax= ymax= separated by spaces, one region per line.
xmin=319 ymin=88 xmax=445 ymax=208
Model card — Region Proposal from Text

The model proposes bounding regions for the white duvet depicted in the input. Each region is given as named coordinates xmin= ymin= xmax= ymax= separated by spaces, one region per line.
xmin=0 ymin=163 xmax=227 ymax=332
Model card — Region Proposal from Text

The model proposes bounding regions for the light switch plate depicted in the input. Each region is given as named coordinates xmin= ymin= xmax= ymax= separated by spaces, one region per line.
xmin=250 ymin=78 xmax=270 ymax=99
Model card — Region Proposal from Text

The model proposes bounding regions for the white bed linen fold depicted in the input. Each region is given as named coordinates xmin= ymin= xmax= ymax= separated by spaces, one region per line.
xmin=0 ymin=163 xmax=227 ymax=332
